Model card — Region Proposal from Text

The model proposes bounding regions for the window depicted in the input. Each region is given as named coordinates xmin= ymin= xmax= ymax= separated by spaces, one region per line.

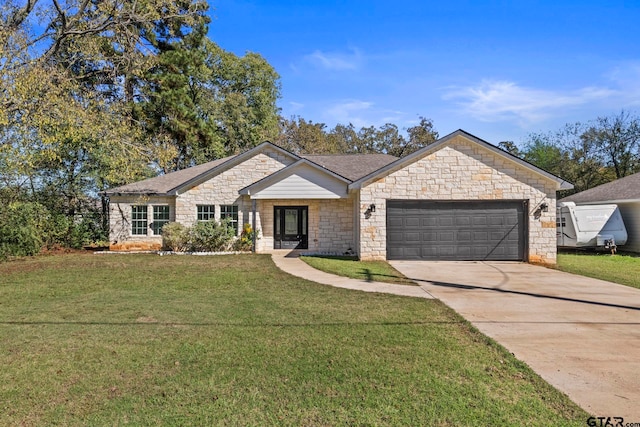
xmin=197 ymin=205 xmax=215 ymax=221
xmin=131 ymin=205 xmax=148 ymax=235
xmin=220 ymin=205 xmax=239 ymax=233
xmin=152 ymin=205 xmax=170 ymax=235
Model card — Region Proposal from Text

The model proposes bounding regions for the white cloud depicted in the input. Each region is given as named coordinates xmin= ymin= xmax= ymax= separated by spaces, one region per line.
xmin=303 ymin=48 xmax=362 ymax=71
xmin=323 ymin=100 xmax=408 ymax=128
xmin=288 ymin=101 xmax=305 ymax=113
xmin=442 ymin=80 xmax=617 ymax=125
xmin=325 ymin=100 xmax=373 ymax=127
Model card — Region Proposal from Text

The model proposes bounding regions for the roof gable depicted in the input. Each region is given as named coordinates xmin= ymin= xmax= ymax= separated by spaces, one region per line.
xmin=106 ymin=142 xmax=299 ymax=196
xmin=348 ymin=129 xmax=573 ymax=191
xmin=240 ymin=159 xmax=350 ymax=199
xmin=561 ymin=171 xmax=640 ymax=203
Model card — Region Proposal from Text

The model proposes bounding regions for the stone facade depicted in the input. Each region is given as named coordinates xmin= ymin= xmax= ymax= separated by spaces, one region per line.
xmin=109 ymin=148 xmax=356 ymax=253
xmin=109 ymin=195 xmax=175 ymax=251
xmin=358 ymin=135 xmax=558 ymax=264
xmin=109 ymin=134 xmax=562 ymax=263
xmin=175 ymin=149 xmax=295 ymax=230
xmin=255 ymin=197 xmax=355 ymax=253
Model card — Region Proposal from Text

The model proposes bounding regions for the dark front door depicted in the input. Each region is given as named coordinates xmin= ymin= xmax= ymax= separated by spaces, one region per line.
xmin=274 ymin=206 xmax=308 ymax=249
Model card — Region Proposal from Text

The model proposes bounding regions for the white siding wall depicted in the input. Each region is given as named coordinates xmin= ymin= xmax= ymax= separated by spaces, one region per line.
xmin=251 ymin=165 xmax=347 ymax=199
xmin=618 ymin=202 xmax=640 ymax=253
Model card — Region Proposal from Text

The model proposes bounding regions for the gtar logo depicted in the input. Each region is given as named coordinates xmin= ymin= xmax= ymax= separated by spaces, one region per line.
xmin=586 ymin=417 xmax=623 ymax=427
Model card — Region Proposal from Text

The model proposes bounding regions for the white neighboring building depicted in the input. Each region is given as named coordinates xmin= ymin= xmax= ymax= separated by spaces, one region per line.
xmin=560 ymin=172 xmax=640 ymax=253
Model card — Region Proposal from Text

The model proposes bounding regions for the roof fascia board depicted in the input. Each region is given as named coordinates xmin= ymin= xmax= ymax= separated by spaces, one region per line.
xmin=569 ymin=198 xmax=640 ymax=205
xmin=239 ymin=158 xmax=351 ymax=196
xmin=169 ymin=142 xmax=300 ymax=195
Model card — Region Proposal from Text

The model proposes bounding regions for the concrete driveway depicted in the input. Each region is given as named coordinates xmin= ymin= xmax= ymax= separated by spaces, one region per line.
xmin=390 ymin=261 xmax=640 ymax=419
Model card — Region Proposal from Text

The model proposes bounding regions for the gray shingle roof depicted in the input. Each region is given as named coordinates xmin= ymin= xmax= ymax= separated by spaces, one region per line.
xmin=106 ymin=149 xmax=399 ymax=196
xmin=105 ymin=156 xmax=235 ymax=195
xmin=560 ymin=171 xmax=640 ymax=203
xmin=302 ymin=154 xmax=398 ymax=181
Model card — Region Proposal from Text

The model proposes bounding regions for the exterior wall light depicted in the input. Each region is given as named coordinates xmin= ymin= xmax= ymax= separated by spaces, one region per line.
xmin=369 ymin=204 xmax=376 ymax=213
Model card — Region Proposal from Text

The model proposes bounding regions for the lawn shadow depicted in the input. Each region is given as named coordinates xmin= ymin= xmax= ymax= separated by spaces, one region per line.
xmin=361 ymin=268 xmax=374 ymax=282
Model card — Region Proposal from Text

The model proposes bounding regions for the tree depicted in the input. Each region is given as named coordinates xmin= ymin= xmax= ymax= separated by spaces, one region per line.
xmin=498 ymin=141 xmax=521 ymax=157
xmin=0 ymin=0 xmax=220 ymax=245
xmin=581 ymin=111 xmax=640 ymax=179
xmin=404 ymin=117 xmax=439 ymax=156
xmin=276 ymin=117 xmax=334 ymax=154
xmin=276 ymin=116 xmax=439 ymax=157
xmin=521 ymin=123 xmax=614 ymax=197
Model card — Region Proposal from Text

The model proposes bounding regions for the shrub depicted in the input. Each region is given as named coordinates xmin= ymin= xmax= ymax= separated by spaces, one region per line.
xmin=162 ymin=222 xmax=189 ymax=251
xmin=0 ymin=202 xmax=49 ymax=259
xmin=233 ymin=223 xmax=260 ymax=251
xmin=188 ymin=220 xmax=236 ymax=252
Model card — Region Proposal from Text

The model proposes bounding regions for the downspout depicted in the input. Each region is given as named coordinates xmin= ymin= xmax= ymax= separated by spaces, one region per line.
xmin=252 ymin=198 xmax=257 ymax=253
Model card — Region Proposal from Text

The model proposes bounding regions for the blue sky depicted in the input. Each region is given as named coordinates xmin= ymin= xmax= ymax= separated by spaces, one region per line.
xmin=208 ymin=1 xmax=640 ymax=145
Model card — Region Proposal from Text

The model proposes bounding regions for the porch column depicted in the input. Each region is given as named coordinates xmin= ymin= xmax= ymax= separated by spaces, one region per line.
xmin=252 ymin=198 xmax=257 ymax=252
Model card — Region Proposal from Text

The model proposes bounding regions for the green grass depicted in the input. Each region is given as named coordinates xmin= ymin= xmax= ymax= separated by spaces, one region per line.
xmin=557 ymin=251 xmax=640 ymax=289
xmin=301 ymin=255 xmax=417 ymax=285
xmin=0 ymin=253 xmax=588 ymax=425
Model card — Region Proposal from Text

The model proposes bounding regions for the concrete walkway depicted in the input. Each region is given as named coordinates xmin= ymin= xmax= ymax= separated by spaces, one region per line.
xmin=269 ymin=250 xmax=434 ymax=299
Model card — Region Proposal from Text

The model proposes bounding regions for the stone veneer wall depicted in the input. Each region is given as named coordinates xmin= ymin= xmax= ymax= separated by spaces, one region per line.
xmin=175 ymin=149 xmax=295 ymax=232
xmin=255 ymin=196 xmax=355 ymax=253
xmin=358 ymin=135 xmax=559 ymax=264
xmin=109 ymin=147 xmax=294 ymax=251
xmin=109 ymin=195 xmax=175 ymax=251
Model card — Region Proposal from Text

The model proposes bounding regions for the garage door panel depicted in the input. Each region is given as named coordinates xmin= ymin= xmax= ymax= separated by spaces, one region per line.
xmin=472 ymin=217 xmax=487 ymax=226
xmin=438 ymin=217 xmax=454 ymax=226
xmin=387 ymin=217 xmax=403 ymax=227
xmin=457 ymin=231 xmax=471 ymax=242
xmin=405 ymin=232 xmax=421 ymax=242
xmin=402 ymin=247 xmax=421 ymax=258
xmin=405 ymin=217 xmax=420 ymax=227
xmin=473 ymin=231 xmax=488 ymax=240
xmin=422 ymin=231 xmax=438 ymax=241
xmin=438 ymin=231 xmax=455 ymax=242
xmin=455 ymin=216 xmax=471 ymax=226
xmin=387 ymin=231 xmax=404 ymax=242
xmin=387 ymin=200 xmax=525 ymax=261
xmin=422 ymin=217 xmax=437 ymax=227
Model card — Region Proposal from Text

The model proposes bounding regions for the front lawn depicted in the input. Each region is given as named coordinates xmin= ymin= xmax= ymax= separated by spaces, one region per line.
xmin=0 ymin=253 xmax=587 ymax=425
xmin=557 ymin=252 xmax=640 ymax=289
xmin=301 ymin=255 xmax=416 ymax=285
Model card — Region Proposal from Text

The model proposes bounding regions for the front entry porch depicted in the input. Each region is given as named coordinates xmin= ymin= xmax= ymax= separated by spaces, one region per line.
xmin=273 ymin=206 xmax=308 ymax=249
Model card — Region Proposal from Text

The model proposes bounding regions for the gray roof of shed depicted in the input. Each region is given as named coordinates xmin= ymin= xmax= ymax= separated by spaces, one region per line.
xmin=560 ymin=171 xmax=640 ymax=203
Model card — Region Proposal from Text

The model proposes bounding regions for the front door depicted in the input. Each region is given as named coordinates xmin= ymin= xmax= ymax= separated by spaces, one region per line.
xmin=274 ymin=206 xmax=308 ymax=249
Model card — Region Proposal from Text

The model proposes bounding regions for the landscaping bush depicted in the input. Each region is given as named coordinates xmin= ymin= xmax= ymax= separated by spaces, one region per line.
xmin=188 ymin=219 xmax=236 ymax=252
xmin=162 ymin=223 xmax=189 ymax=251
xmin=233 ymin=223 xmax=259 ymax=251
xmin=162 ymin=221 xmax=259 ymax=252
xmin=0 ymin=202 xmax=49 ymax=259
